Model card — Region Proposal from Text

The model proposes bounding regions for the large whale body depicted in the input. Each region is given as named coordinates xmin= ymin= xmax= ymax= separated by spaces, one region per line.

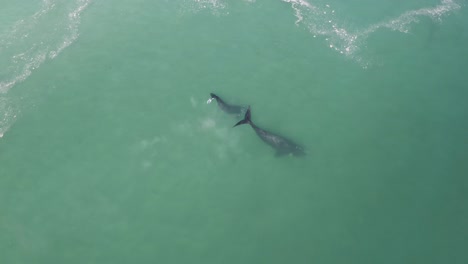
xmin=234 ymin=107 xmax=305 ymax=157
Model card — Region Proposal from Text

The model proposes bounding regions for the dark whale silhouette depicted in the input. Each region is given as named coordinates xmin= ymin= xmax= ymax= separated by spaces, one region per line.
xmin=234 ymin=107 xmax=305 ymax=157
xmin=209 ymin=93 xmax=246 ymax=116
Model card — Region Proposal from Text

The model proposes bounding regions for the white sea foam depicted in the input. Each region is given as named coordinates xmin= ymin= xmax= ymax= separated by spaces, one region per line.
xmin=49 ymin=0 xmax=92 ymax=59
xmin=185 ymin=0 xmax=460 ymax=65
xmin=0 ymin=97 xmax=18 ymax=138
xmin=0 ymin=0 xmax=92 ymax=94
xmin=0 ymin=0 xmax=92 ymax=138
xmin=282 ymin=0 xmax=461 ymax=64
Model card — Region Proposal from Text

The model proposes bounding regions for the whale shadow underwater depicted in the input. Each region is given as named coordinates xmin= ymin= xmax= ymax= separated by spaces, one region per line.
xmin=234 ymin=106 xmax=306 ymax=157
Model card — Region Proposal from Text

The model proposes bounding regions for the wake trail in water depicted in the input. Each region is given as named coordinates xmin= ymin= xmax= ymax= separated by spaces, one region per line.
xmin=283 ymin=0 xmax=461 ymax=65
xmin=0 ymin=0 xmax=92 ymax=138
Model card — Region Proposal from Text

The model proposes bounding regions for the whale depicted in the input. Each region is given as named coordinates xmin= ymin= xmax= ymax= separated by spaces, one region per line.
xmin=208 ymin=93 xmax=246 ymax=116
xmin=234 ymin=107 xmax=305 ymax=157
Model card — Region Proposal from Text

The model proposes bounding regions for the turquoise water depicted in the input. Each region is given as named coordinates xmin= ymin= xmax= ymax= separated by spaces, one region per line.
xmin=1 ymin=0 xmax=467 ymax=263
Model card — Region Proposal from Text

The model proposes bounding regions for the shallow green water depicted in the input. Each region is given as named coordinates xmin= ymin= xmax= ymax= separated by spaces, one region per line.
xmin=1 ymin=0 xmax=467 ymax=263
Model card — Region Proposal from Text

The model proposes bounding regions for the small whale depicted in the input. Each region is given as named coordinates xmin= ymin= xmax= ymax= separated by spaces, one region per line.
xmin=234 ymin=107 xmax=305 ymax=157
xmin=208 ymin=93 xmax=246 ymax=116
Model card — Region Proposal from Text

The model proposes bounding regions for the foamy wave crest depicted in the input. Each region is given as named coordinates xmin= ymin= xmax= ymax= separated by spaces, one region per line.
xmin=0 ymin=97 xmax=18 ymax=138
xmin=283 ymin=0 xmax=461 ymax=64
xmin=0 ymin=0 xmax=92 ymax=94
xmin=0 ymin=0 xmax=92 ymax=138
xmin=50 ymin=0 xmax=92 ymax=59
xmin=363 ymin=0 xmax=460 ymax=34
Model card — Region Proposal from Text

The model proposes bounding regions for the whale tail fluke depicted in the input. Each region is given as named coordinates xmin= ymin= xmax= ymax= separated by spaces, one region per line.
xmin=233 ymin=106 xmax=251 ymax=127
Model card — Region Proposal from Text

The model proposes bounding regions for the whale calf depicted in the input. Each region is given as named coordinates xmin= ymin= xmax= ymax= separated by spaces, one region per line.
xmin=208 ymin=93 xmax=246 ymax=117
xmin=234 ymin=107 xmax=305 ymax=157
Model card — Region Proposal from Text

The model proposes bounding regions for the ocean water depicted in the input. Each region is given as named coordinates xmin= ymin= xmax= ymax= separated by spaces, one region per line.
xmin=1 ymin=0 xmax=467 ymax=263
